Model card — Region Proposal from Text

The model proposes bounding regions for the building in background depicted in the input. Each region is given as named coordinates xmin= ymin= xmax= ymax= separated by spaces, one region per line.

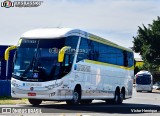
xmin=135 ymin=58 xmax=144 ymax=68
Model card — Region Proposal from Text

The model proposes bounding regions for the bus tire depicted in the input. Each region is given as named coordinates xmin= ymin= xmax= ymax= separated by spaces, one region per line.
xmin=80 ymin=100 xmax=92 ymax=104
xmin=71 ymin=88 xmax=81 ymax=104
xmin=67 ymin=85 xmax=81 ymax=105
xmin=28 ymin=99 xmax=42 ymax=106
xmin=119 ymin=92 xmax=124 ymax=104
xmin=114 ymin=90 xmax=123 ymax=104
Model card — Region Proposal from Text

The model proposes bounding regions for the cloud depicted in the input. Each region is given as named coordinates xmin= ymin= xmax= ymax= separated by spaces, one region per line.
xmin=0 ymin=0 xmax=159 ymax=58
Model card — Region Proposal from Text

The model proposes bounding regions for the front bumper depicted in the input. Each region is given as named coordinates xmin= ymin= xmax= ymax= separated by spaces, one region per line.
xmin=11 ymin=86 xmax=73 ymax=100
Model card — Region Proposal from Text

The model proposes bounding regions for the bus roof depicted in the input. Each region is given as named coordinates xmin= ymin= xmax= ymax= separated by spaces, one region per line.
xmin=137 ymin=70 xmax=151 ymax=75
xmin=21 ymin=28 xmax=132 ymax=52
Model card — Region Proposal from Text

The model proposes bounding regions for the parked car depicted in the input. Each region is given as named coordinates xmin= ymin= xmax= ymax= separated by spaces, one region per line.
xmin=152 ymin=82 xmax=160 ymax=90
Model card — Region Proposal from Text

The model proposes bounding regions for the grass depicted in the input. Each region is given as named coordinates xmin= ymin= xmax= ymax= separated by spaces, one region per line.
xmin=0 ymin=96 xmax=28 ymax=105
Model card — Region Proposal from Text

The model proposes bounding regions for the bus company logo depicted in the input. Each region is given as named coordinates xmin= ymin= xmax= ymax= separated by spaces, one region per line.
xmin=49 ymin=48 xmax=58 ymax=54
xmin=1 ymin=0 xmax=14 ymax=8
xmin=30 ymin=87 xmax=34 ymax=91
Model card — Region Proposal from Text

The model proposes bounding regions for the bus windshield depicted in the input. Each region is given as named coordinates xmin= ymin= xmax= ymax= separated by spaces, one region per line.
xmin=136 ymin=74 xmax=152 ymax=85
xmin=13 ymin=38 xmax=66 ymax=82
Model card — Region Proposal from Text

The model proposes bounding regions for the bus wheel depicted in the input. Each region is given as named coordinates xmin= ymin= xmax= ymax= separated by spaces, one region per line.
xmin=28 ymin=99 xmax=42 ymax=106
xmin=114 ymin=91 xmax=123 ymax=104
xmin=72 ymin=89 xmax=80 ymax=104
xmin=80 ymin=100 xmax=92 ymax=104
xmin=66 ymin=92 xmax=81 ymax=105
xmin=66 ymin=85 xmax=81 ymax=105
xmin=119 ymin=92 xmax=124 ymax=104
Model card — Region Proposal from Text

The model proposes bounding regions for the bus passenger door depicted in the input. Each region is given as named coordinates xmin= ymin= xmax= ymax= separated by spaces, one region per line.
xmin=62 ymin=54 xmax=72 ymax=76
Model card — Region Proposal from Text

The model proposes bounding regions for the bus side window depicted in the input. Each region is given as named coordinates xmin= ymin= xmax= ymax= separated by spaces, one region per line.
xmin=128 ymin=52 xmax=134 ymax=67
xmin=62 ymin=54 xmax=72 ymax=75
xmin=0 ymin=59 xmax=2 ymax=77
xmin=76 ymin=37 xmax=89 ymax=62
xmin=64 ymin=54 xmax=69 ymax=66
xmin=123 ymin=51 xmax=128 ymax=67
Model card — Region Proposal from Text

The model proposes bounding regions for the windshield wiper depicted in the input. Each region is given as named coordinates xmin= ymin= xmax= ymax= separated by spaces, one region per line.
xmin=21 ymin=57 xmax=35 ymax=77
xmin=21 ymin=47 xmax=40 ymax=77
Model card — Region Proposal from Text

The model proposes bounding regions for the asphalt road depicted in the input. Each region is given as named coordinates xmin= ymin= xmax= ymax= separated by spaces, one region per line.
xmin=0 ymin=88 xmax=160 ymax=115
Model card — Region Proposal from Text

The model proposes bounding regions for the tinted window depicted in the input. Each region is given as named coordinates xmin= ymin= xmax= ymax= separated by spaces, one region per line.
xmin=123 ymin=51 xmax=128 ymax=67
xmin=136 ymin=75 xmax=152 ymax=85
xmin=98 ymin=43 xmax=107 ymax=63
xmin=65 ymin=36 xmax=78 ymax=52
xmin=76 ymin=37 xmax=89 ymax=62
xmin=77 ymin=37 xmax=133 ymax=67
xmin=63 ymin=36 xmax=79 ymax=74
xmin=128 ymin=52 xmax=134 ymax=67
xmin=13 ymin=38 xmax=65 ymax=82
xmin=116 ymin=49 xmax=124 ymax=66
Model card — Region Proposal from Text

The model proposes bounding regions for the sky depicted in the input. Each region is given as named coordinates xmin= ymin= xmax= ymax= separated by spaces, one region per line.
xmin=0 ymin=0 xmax=160 ymax=58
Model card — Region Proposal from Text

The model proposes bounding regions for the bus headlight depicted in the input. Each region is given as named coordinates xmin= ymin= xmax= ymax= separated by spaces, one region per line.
xmin=11 ymin=81 xmax=20 ymax=87
xmin=11 ymin=81 xmax=16 ymax=87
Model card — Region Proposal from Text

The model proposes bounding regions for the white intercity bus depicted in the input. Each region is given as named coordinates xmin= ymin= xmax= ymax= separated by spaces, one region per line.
xmin=135 ymin=71 xmax=153 ymax=92
xmin=5 ymin=28 xmax=134 ymax=105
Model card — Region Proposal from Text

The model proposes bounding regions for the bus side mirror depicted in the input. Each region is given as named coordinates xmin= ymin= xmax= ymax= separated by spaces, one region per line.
xmin=58 ymin=46 xmax=71 ymax=62
xmin=5 ymin=46 xmax=17 ymax=61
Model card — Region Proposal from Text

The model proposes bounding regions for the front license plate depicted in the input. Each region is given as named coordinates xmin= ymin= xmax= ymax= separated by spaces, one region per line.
xmin=28 ymin=93 xmax=36 ymax=96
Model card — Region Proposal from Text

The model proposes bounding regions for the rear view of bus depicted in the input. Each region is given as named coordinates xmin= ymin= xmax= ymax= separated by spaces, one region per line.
xmin=135 ymin=71 xmax=153 ymax=92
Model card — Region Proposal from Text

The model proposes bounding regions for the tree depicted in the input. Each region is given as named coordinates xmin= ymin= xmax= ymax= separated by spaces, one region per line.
xmin=133 ymin=16 xmax=160 ymax=70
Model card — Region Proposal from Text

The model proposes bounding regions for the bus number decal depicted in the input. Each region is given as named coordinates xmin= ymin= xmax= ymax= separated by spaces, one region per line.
xmin=75 ymin=64 xmax=91 ymax=72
